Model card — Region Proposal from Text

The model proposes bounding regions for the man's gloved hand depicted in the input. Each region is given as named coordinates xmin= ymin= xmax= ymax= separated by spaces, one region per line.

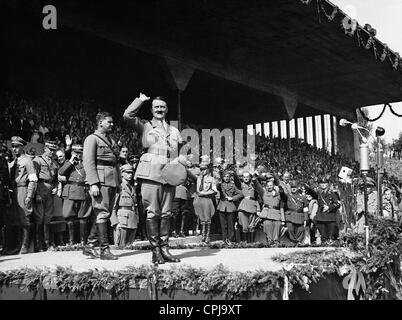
xmin=90 ymin=184 xmax=100 ymax=197
xmin=24 ymin=197 xmax=32 ymax=210
xmin=139 ymin=93 xmax=150 ymax=102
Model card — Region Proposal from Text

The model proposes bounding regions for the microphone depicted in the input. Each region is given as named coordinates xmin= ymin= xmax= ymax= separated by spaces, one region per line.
xmin=339 ymin=119 xmax=353 ymax=127
xmin=339 ymin=119 xmax=365 ymax=130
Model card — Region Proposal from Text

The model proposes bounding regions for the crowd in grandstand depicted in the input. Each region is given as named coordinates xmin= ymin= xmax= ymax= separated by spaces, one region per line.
xmin=0 ymin=93 xmax=402 ymax=256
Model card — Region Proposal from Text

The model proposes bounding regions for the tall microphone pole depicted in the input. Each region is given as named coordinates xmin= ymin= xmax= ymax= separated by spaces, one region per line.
xmin=360 ymin=142 xmax=370 ymax=250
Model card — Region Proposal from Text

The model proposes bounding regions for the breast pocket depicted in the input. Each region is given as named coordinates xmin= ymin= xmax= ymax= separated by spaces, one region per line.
xmin=136 ymin=159 xmax=151 ymax=177
xmin=117 ymin=210 xmax=130 ymax=227
xmin=97 ymin=168 xmax=105 ymax=184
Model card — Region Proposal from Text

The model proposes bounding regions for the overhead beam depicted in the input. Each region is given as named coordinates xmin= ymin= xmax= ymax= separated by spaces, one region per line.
xmin=58 ymin=12 xmax=357 ymax=121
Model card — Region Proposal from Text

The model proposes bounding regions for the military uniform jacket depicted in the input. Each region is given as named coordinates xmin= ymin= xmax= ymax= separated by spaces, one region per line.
xmin=254 ymin=179 xmax=282 ymax=220
xmin=238 ymin=181 xmax=260 ymax=213
xmin=111 ymin=181 xmax=138 ymax=229
xmin=10 ymin=154 xmax=37 ymax=198
xmin=316 ymin=189 xmax=340 ymax=222
xmin=58 ymin=161 xmax=87 ymax=200
xmin=285 ymin=193 xmax=308 ymax=224
xmin=33 ymin=151 xmax=58 ymax=188
xmin=216 ymin=182 xmax=243 ymax=213
xmin=83 ymin=130 xmax=121 ymax=188
xmin=196 ymin=173 xmax=217 ymax=197
xmin=0 ymin=157 xmax=11 ymax=203
xmin=123 ymin=98 xmax=182 ymax=184
xmin=175 ymin=184 xmax=189 ymax=200
xmin=279 ymin=181 xmax=292 ymax=195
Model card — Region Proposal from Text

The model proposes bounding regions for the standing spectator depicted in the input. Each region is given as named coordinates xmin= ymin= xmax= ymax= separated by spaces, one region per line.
xmin=254 ymin=179 xmax=285 ymax=242
xmin=305 ymin=187 xmax=319 ymax=244
xmin=216 ymin=171 xmax=243 ymax=245
xmin=237 ymin=172 xmax=260 ymax=242
xmin=382 ymin=188 xmax=399 ymax=221
xmin=33 ymin=142 xmax=58 ymax=251
xmin=82 ymin=112 xmax=120 ymax=260
xmin=284 ymin=181 xmax=308 ymax=244
xmin=59 ymin=144 xmax=90 ymax=245
xmin=110 ymin=164 xmax=138 ymax=248
xmin=193 ymin=156 xmax=217 ymax=244
xmin=316 ymin=177 xmax=341 ymax=243
xmin=9 ymin=137 xmax=38 ymax=254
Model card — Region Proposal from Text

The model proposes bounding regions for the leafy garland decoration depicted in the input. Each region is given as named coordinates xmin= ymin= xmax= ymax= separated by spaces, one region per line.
xmin=359 ymin=103 xmax=402 ymax=122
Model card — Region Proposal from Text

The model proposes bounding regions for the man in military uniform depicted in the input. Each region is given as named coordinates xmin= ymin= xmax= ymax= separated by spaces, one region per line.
xmin=82 ymin=112 xmax=120 ymax=260
xmin=171 ymin=156 xmax=198 ymax=238
xmin=33 ymin=141 xmax=58 ymax=251
xmin=110 ymin=164 xmax=138 ymax=248
xmin=9 ymin=137 xmax=38 ymax=254
xmin=316 ymin=177 xmax=341 ymax=242
xmin=284 ymin=180 xmax=308 ymax=244
xmin=0 ymin=143 xmax=12 ymax=254
xmin=279 ymin=172 xmax=292 ymax=196
xmin=217 ymin=171 xmax=243 ymax=244
xmin=59 ymin=144 xmax=91 ymax=245
xmin=124 ymin=93 xmax=183 ymax=264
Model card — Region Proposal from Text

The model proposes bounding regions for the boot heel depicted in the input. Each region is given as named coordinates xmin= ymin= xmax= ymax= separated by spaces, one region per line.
xmin=152 ymin=247 xmax=165 ymax=264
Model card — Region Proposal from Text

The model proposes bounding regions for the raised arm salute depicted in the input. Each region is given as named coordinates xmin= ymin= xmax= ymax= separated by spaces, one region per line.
xmin=123 ymin=93 xmax=183 ymax=264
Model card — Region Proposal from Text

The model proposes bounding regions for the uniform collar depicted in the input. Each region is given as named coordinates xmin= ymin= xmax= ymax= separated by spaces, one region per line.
xmin=151 ymin=118 xmax=169 ymax=133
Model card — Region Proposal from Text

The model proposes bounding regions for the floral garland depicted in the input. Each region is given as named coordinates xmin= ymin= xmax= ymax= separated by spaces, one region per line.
xmin=1 ymin=218 xmax=400 ymax=300
xmin=0 ymin=264 xmax=284 ymax=300
xmin=51 ymin=238 xmax=350 ymax=252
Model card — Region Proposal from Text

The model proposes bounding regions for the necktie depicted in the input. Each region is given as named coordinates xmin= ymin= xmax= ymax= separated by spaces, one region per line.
xmin=199 ymin=175 xmax=205 ymax=192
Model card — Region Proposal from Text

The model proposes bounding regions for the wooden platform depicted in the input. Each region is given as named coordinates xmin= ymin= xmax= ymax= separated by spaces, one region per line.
xmin=0 ymin=245 xmax=341 ymax=273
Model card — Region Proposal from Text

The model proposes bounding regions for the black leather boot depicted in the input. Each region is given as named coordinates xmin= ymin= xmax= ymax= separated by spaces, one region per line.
xmin=146 ymin=219 xmax=165 ymax=265
xmin=200 ymin=223 xmax=206 ymax=242
xmin=249 ymin=231 xmax=255 ymax=243
xmin=98 ymin=223 xmax=117 ymax=260
xmin=19 ymin=224 xmax=31 ymax=254
xmin=44 ymin=224 xmax=52 ymax=251
xmin=243 ymin=231 xmax=249 ymax=243
xmin=82 ymin=243 xmax=99 ymax=258
xmin=83 ymin=220 xmax=99 ymax=258
xmin=79 ymin=219 xmax=87 ymax=245
xmin=170 ymin=215 xmax=178 ymax=237
xmin=100 ymin=247 xmax=118 ymax=260
xmin=178 ymin=214 xmax=186 ymax=238
xmin=205 ymin=223 xmax=211 ymax=244
xmin=160 ymin=217 xmax=180 ymax=263
xmin=67 ymin=221 xmax=74 ymax=245
xmin=34 ymin=224 xmax=44 ymax=252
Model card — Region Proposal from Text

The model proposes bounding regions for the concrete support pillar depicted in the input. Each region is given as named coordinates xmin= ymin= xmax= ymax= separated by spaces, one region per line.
xmin=321 ymin=115 xmax=326 ymax=150
xmin=312 ymin=117 xmax=317 ymax=147
xmin=330 ymin=116 xmax=335 ymax=154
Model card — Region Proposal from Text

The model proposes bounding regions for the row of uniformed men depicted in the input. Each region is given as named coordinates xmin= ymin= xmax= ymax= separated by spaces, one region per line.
xmin=1 ymin=136 xmax=139 ymax=255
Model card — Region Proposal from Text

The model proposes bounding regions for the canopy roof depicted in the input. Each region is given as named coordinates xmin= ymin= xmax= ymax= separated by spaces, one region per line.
xmin=3 ymin=0 xmax=402 ymax=128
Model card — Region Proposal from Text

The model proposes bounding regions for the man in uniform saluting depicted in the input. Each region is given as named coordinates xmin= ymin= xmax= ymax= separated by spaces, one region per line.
xmin=110 ymin=164 xmax=139 ymax=248
xmin=33 ymin=141 xmax=58 ymax=251
xmin=59 ymin=144 xmax=91 ymax=245
xmin=83 ymin=112 xmax=120 ymax=260
xmin=284 ymin=180 xmax=308 ymax=244
xmin=9 ymin=136 xmax=38 ymax=254
xmin=316 ymin=177 xmax=340 ymax=242
xmin=124 ymin=93 xmax=183 ymax=264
